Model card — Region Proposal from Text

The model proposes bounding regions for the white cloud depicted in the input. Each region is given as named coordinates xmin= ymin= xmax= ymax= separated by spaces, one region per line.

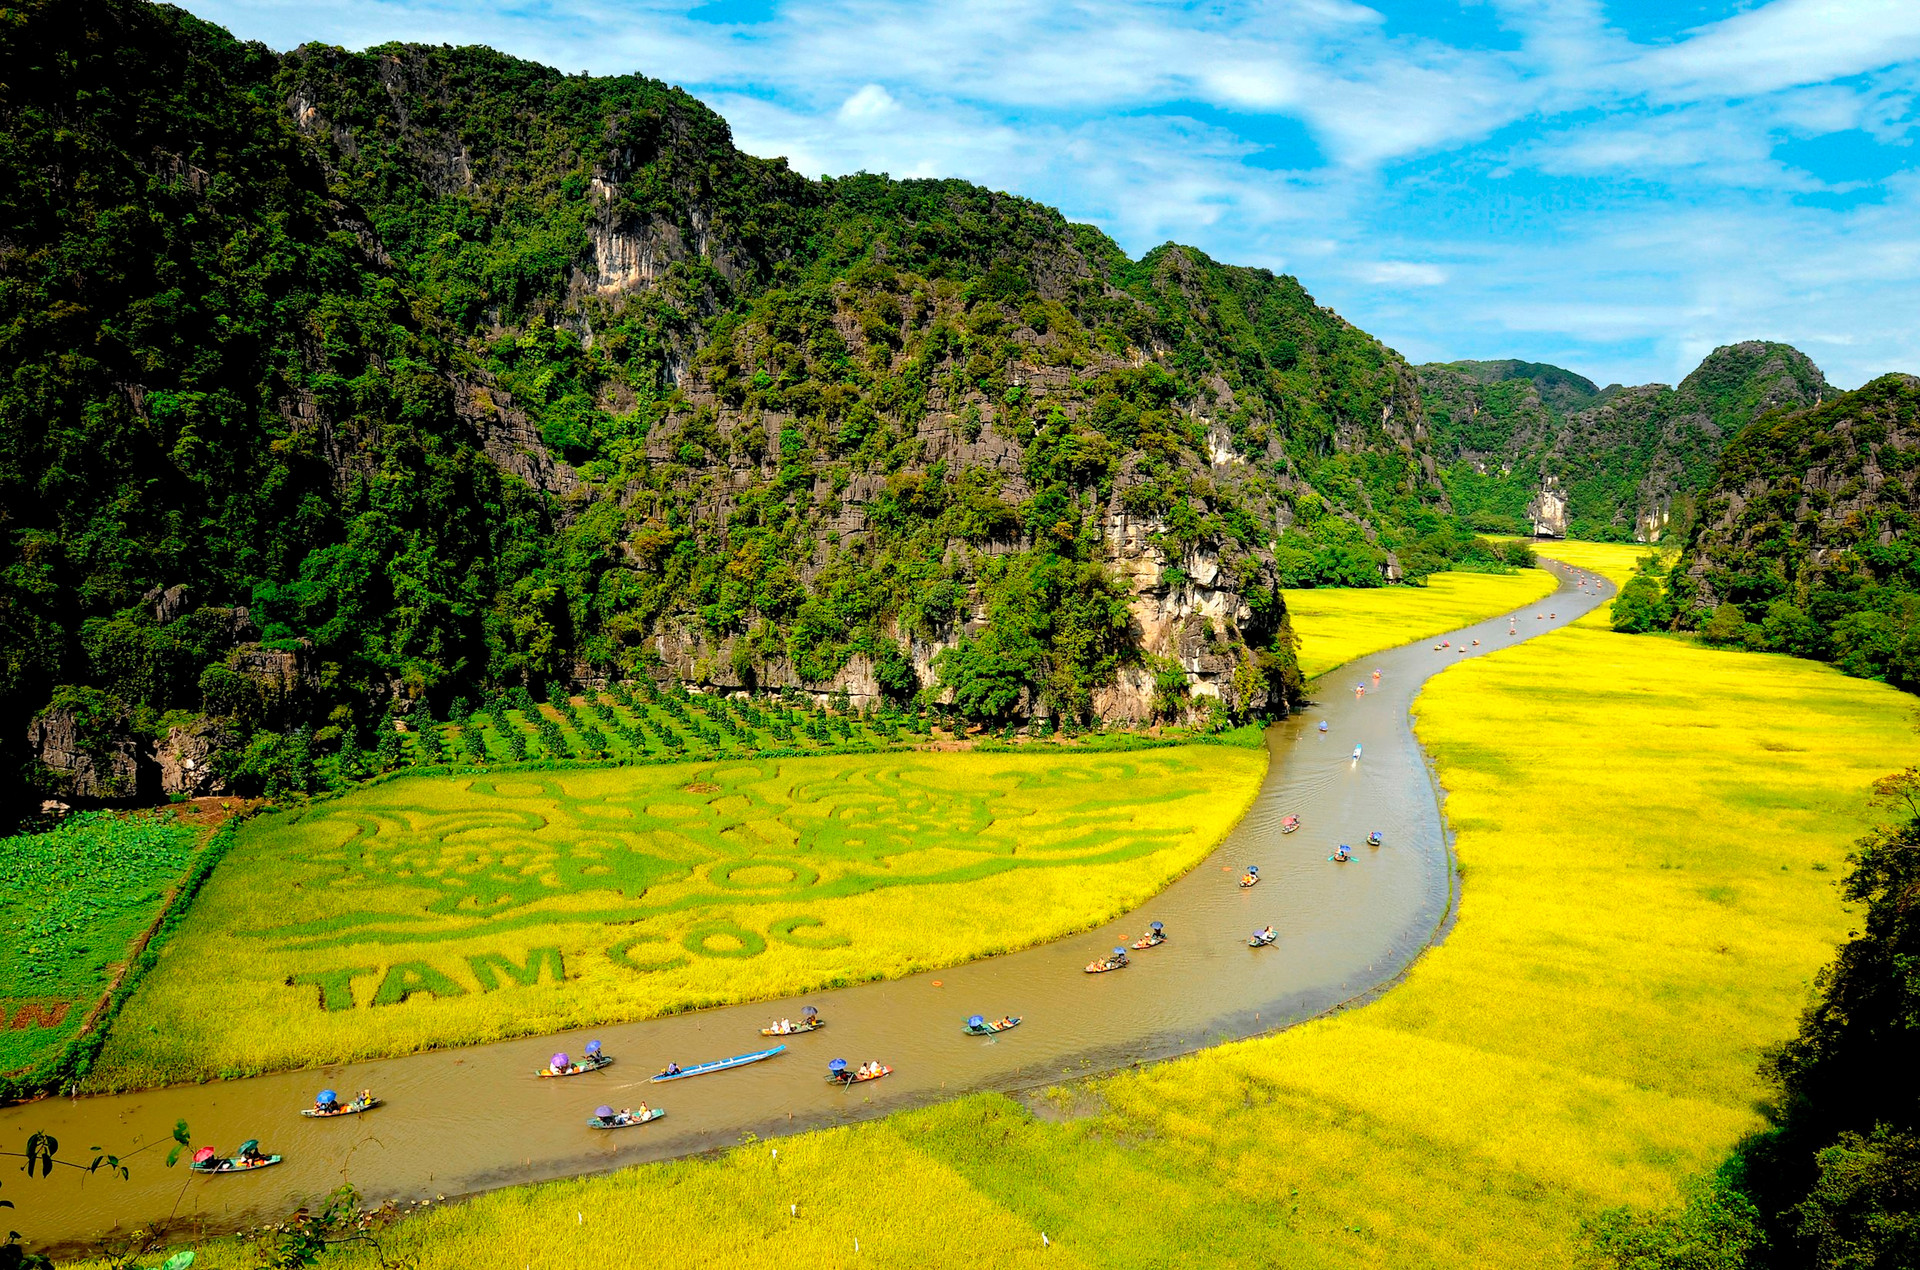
xmin=1361 ymin=261 xmax=1450 ymax=286
xmin=836 ymin=83 xmax=898 ymax=126
xmin=177 ymin=0 xmax=1920 ymax=389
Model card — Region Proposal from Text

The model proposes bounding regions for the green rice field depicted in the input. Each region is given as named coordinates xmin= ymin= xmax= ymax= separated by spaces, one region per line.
xmin=0 ymin=811 xmax=207 ymax=1096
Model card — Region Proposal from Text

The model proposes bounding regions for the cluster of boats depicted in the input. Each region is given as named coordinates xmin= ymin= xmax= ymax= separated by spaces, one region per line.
xmin=196 ymin=998 xmax=1035 ymax=1172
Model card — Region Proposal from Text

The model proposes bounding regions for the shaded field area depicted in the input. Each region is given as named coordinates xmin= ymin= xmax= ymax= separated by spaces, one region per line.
xmin=120 ymin=596 xmax=1914 ymax=1268
xmin=1286 ymin=569 xmax=1558 ymax=679
xmin=89 ymin=746 xmax=1266 ymax=1089
xmin=1 ymin=812 xmax=208 ymax=1097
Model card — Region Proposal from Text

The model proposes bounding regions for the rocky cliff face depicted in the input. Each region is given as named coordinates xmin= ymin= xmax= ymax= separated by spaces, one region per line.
xmin=1677 ymin=374 xmax=1920 ymax=614
xmin=1419 ymin=342 xmax=1827 ymax=541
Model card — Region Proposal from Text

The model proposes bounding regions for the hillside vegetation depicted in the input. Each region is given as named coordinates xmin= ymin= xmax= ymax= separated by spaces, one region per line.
xmin=0 ymin=0 xmax=1535 ymax=815
xmin=1420 ymin=343 xmax=1827 ymax=541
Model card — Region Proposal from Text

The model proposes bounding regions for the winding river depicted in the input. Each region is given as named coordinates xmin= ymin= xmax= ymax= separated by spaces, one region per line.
xmin=11 ymin=562 xmax=1608 ymax=1255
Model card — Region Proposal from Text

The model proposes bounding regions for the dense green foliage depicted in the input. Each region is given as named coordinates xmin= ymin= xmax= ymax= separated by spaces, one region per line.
xmin=1593 ymin=770 xmax=1920 ymax=1269
xmin=1419 ymin=344 xmax=1826 ymax=541
xmin=1669 ymin=375 xmax=1920 ymax=693
xmin=0 ymin=0 xmax=1542 ymax=817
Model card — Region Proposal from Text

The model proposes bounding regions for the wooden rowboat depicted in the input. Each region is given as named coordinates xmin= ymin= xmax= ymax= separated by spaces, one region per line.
xmin=537 ymin=1054 xmax=613 ymax=1079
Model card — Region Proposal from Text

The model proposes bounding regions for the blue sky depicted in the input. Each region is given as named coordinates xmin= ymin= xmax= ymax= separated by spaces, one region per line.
xmin=183 ymin=0 xmax=1920 ymax=389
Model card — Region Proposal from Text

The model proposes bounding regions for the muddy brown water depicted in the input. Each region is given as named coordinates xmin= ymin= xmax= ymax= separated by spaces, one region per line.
xmin=10 ymin=563 xmax=1607 ymax=1255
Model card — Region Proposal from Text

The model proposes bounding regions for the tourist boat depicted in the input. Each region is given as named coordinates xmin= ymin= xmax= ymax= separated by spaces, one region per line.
xmin=827 ymin=1059 xmax=890 ymax=1085
xmin=651 ymin=1044 xmax=786 ymax=1082
xmin=588 ymin=1105 xmax=666 ymax=1130
xmin=761 ymin=1006 xmax=823 ymax=1037
xmin=964 ymin=1014 xmax=1021 ymax=1035
xmin=1248 ymin=929 xmax=1277 ymax=948
xmin=1131 ymin=921 xmax=1166 ymax=949
xmin=1280 ymin=815 xmax=1300 ymax=834
xmin=537 ymin=1044 xmax=612 ymax=1078
xmin=1351 ymin=744 xmax=1363 ymax=760
xmin=1084 ymin=947 xmax=1130 ymax=974
xmin=300 ymin=1090 xmax=379 ymax=1118
xmin=1329 ymin=847 xmax=1352 ymax=863
xmin=190 ymin=1142 xmax=280 ymax=1175
xmin=1366 ymin=831 xmax=1383 ymax=846
xmin=1239 ymin=865 xmax=1260 ymax=888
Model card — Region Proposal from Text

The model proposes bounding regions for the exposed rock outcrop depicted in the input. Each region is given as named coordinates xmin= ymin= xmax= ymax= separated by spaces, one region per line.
xmin=27 ymin=698 xmax=152 ymax=803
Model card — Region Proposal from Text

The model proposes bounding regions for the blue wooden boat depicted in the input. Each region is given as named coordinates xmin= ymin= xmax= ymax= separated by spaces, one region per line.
xmin=650 ymin=1044 xmax=786 ymax=1082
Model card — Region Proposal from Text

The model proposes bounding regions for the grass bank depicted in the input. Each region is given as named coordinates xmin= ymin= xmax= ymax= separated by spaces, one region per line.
xmin=121 ymin=597 xmax=1914 ymax=1268
xmin=90 ymin=745 xmax=1266 ymax=1089
xmin=1286 ymin=568 xmax=1558 ymax=679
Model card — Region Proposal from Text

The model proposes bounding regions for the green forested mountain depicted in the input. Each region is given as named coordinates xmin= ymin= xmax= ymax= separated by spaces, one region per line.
xmin=1 ymin=0 xmax=1496 ymax=810
xmin=1419 ymin=342 xmax=1827 ymax=541
xmin=1666 ymin=374 xmax=1920 ymax=688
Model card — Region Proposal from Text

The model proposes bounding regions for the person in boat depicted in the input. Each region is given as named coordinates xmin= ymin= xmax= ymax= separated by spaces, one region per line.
xmin=238 ymin=1142 xmax=267 ymax=1166
xmin=661 ymin=1061 xmax=682 ymax=1077
xmin=997 ymin=1016 xmax=1015 ymax=1030
xmin=596 ymin=1106 xmax=621 ymax=1127
xmin=1334 ymin=845 xmax=1352 ymax=862
xmin=1258 ymin=925 xmax=1275 ymax=943
xmin=635 ymin=1101 xmax=651 ymax=1120
xmin=314 ymin=1089 xmax=339 ymax=1114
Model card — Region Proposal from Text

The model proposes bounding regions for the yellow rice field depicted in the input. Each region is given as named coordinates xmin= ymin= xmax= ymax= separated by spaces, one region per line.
xmin=120 ymin=611 xmax=1911 ymax=1268
xmin=88 ymin=747 xmax=1266 ymax=1089
xmin=1286 ymin=569 xmax=1558 ymax=679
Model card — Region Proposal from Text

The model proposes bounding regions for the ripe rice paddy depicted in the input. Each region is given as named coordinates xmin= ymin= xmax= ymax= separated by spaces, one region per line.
xmin=89 ymin=746 xmax=1266 ymax=1089
xmin=1286 ymin=568 xmax=1558 ymax=679
xmin=119 ymin=594 xmax=1913 ymax=1268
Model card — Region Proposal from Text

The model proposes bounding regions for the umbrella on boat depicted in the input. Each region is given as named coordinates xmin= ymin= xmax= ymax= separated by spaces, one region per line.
xmin=192 ymin=1148 xmax=216 ymax=1165
xmin=317 ymin=1089 xmax=337 ymax=1105
xmin=585 ymin=1040 xmax=602 ymax=1056
xmin=968 ymin=1015 xmax=985 ymax=1028
xmin=552 ymin=1053 xmax=569 ymax=1069
xmin=594 ymin=1105 xmax=614 ymax=1119
xmin=829 ymin=1058 xmax=848 ymax=1076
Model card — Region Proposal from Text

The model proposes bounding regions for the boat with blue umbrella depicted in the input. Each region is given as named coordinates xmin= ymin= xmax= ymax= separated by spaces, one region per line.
xmin=964 ymin=1014 xmax=1021 ymax=1035
xmin=827 ymin=1057 xmax=890 ymax=1085
xmin=1131 ymin=920 xmax=1166 ymax=949
xmin=651 ymin=1044 xmax=786 ymax=1082
xmin=302 ymin=1088 xmax=378 ymax=1118
xmin=538 ymin=1039 xmax=611 ymax=1078
xmin=1083 ymin=946 xmax=1129 ymax=974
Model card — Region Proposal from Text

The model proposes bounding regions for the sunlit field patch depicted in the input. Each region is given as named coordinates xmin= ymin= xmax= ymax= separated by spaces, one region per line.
xmin=1286 ymin=569 xmax=1558 ymax=679
xmin=130 ymin=603 xmax=1914 ymax=1270
xmin=89 ymin=747 xmax=1265 ymax=1088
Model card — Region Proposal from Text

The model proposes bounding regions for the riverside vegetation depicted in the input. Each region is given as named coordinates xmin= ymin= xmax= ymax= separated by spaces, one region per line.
xmin=88 ymin=744 xmax=1265 ymax=1088
xmin=88 ymin=574 xmax=1912 ymax=1269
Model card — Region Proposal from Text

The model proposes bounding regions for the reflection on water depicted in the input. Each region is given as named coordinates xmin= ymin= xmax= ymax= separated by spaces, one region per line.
xmin=9 ymin=565 xmax=1604 ymax=1255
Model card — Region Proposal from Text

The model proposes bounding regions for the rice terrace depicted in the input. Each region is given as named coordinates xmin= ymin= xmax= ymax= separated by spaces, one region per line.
xmin=7 ymin=3 xmax=1920 ymax=1268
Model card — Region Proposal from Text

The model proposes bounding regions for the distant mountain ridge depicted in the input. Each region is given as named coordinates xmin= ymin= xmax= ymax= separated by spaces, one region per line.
xmin=1417 ymin=342 xmax=1828 ymax=541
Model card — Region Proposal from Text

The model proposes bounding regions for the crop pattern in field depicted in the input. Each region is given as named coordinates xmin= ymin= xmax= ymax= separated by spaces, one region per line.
xmin=0 ymin=812 xmax=202 ymax=1089
xmin=92 ymin=746 xmax=1266 ymax=1087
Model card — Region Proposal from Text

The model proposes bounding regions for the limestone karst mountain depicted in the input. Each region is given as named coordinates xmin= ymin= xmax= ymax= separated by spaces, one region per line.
xmin=1418 ymin=342 xmax=1828 ymax=542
